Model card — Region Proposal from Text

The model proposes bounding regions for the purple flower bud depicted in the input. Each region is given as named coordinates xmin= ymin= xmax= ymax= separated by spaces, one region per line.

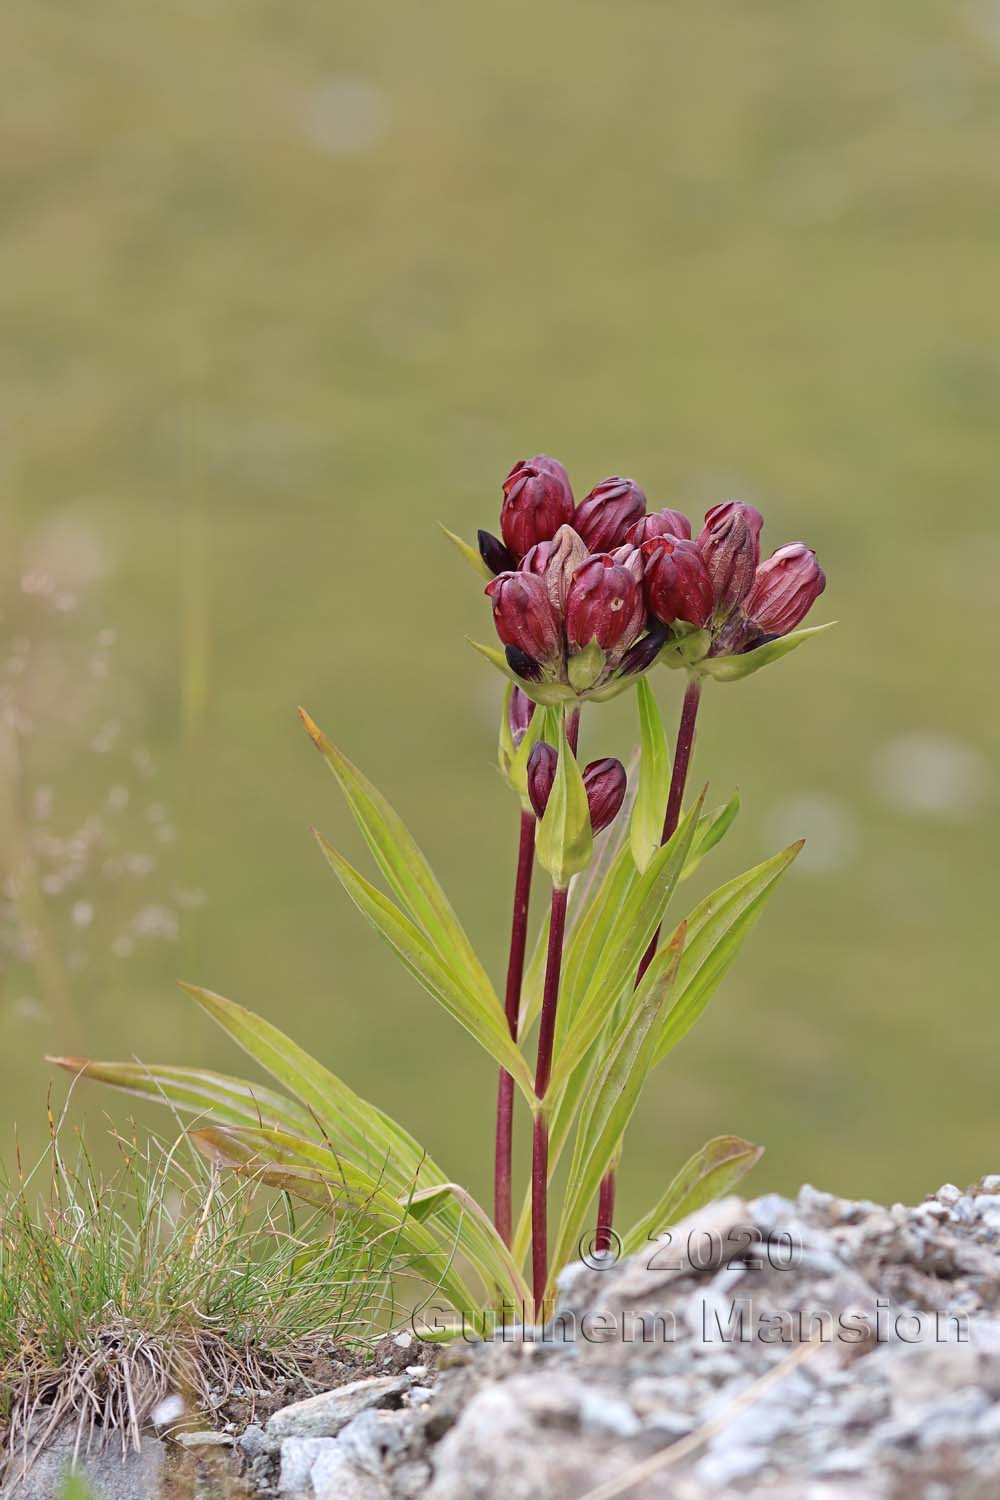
xmin=583 ymin=757 xmax=628 ymax=834
xmin=485 ymin=571 xmax=561 ymax=665
xmin=520 ymin=524 xmax=588 ymax=612
xmin=505 ymin=645 xmax=543 ymax=681
xmin=507 ymin=685 xmax=536 ymax=747
xmin=641 ymin=536 xmax=715 ymax=628
xmin=565 ymin=554 xmax=645 ymax=656
xmin=744 ymin=543 xmax=826 ymax=636
xmin=500 ymin=456 xmax=575 ymax=559
xmin=526 ymin=741 xmax=558 ymax=821
xmin=477 ymin=529 xmax=516 ymax=576
xmin=526 ymin=744 xmax=627 ymax=834
xmin=626 ymin=508 xmax=692 ymax=545
xmin=619 ymin=621 xmax=669 ymax=676
xmin=696 ymin=502 xmax=764 ymax=614
xmin=573 ymin=478 xmax=647 ymax=553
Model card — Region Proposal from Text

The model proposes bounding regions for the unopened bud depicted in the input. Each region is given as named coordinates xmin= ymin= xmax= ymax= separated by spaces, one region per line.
xmin=565 ymin=554 xmax=645 ymax=657
xmin=744 ymin=543 xmax=826 ymax=636
xmin=478 ymin=529 xmax=516 ymax=576
xmin=526 ymin=741 xmax=558 ymax=821
xmin=520 ymin=524 xmax=588 ymax=612
xmin=574 ymin=477 xmax=646 ymax=553
xmin=626 ymin=508 xmax=692 ymax=545
xmin=507 ymin=685 xmax=536 ymax=747
xmin=696 ymin=501 xmax=764 ymax=613
xmin=485 ymin=571 xmax=561 ymax=665
xmin=500 ymin=456 xmax=575 ymax=559
xmin=641 ymin=536 xmax=715 ymax=628
xmin=527 ymin=744 xmax=627 ymax=834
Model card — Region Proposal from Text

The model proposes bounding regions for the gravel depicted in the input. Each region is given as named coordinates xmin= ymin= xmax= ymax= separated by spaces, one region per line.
xmin=16 ymin=1179 xmax=1000 ymax=1498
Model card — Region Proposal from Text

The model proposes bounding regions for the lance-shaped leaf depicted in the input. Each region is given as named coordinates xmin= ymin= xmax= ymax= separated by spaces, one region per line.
xmin=682 ymin=792 xmax=741 ymax=880
xmin=439 ymin=524 xmax=493 ymax=581
xmin=654 ymin=841 xmax=802 ymax=1065
xmin=629 ymin=677 xmax=671 ymax=874
xmin=548 ymin=792 xmax=703 ymax=1093
xmin=547 ymin=926 xmax=685 ymax=1292
xmin=189 ymin=1125 xmax=481 ymax=1321
xmin=536 ymin=711 xmax=593 ymax=889
xmin=47 ymin=1059 xmax=319 ymax=1140
xmin=696 ymin=622 xmax=835 ymax=683
xmin=299 ymin=709 xmax=494 ymax=1004
xmin=406 ymin=1183 xmax=531 ymax=1307
xmin=622 ymin=1135 xmax=764 ymax=1254
xmin=175 ymin=984 xmax=435 ymax=1195
xmin=315 ymin=833 xmax=535 ymax=1100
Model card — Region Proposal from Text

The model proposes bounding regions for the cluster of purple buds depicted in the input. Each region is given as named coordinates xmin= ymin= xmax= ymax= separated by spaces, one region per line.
xmin=526 ymin=742 xmax=627 ymax=835
xmin=480 ymin=457 xmax=826 ymax=697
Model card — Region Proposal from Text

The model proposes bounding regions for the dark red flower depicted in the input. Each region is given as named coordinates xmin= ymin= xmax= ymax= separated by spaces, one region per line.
xmin=641 ymin=536 xmax=714 ymax=628
xmin=500 ymin=456 xmax=575 ymax=559
xmin=526 ymin=741 xmax=559 ymax=820
xmin=485 ymin=571 xmax=561 ymax=666
xmin=626 ymin=508 xmax=692 ymax=545
xmin=696 ymin=502 xmax=764 ymax=614
xmin=507 ymin=685 xmax=536 ymax=747
xmin=573 ymin=478 xmax=646 ymax=553
xmin=565 ymin=554 xmax=645 ymax=657
xmin=744 ymin=543 xmax=826 ymax=636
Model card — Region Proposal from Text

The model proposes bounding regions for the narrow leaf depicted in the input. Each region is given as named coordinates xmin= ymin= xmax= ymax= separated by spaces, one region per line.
xmin=439 ymin=523 xmax=492 ymax=581
xmin=299 ymin=709 xmax=493 ymax=1002
xmin=407 ymin=1183 xmax=531 ymax=1305
xmin=629 ymin=677 xmax=670 ymax=874
xmin=622 ymin=1135 xmax=764 ymax=1254
xmin=654 ymin=842 xmax=802 ymax=1065
xmin=547 ymin=927 xmax=686 ymax=1291
xmin=697 ymin=622 xmax=836 ymax=682
xmin=682 ymin=792 xmax=741 ymax=880
xmin=48 ymin=1059 xmax=319 ymax=1139
xmin=315 ymin=833 xmax=535 ymax=1099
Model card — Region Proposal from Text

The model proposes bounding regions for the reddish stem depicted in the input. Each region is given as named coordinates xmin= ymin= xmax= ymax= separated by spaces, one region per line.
xmin=531 ymin=1112 xmax=549 ymax=1316
xmin=595 ymin=675 xmax=703 ymax=1251
xmin=493 ymin=809 xmax=537 ymax=1246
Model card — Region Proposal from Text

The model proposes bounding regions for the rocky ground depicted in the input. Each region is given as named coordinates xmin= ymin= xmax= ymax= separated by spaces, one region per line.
xmin=8 ymin=1180 xmax=1000 ymax=1498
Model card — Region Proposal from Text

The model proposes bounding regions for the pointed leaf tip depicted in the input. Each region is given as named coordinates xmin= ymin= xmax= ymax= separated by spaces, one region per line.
xmin=298 ymin=706 xmax=325 ymax=749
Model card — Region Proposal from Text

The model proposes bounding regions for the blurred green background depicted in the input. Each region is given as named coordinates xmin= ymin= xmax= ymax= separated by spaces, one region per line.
xmin=2 ymin=0 xmax=998 ymax=1223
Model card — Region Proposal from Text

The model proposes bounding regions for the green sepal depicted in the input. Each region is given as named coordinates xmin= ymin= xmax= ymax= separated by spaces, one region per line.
xmin=629 ymin=677 xmax=671 ymax=874
xmin=468 ymin=641 xmax=576 ymax=706
xmin=439 ymin=524 xmax=492 ymax=581
xmin=536 ymin=710 xmax=593 ymax=888
xmin=696 ymin=622 xmax=836 ymax=683
xmin=658 ymin=626 xmax=712 ymax=670
xmin=567 ymin=641 xmax=606 ymax=694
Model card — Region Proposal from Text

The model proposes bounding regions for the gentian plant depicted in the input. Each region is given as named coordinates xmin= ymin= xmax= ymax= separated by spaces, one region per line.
xmin=53 ymin=456 xmax=831 ymax=1329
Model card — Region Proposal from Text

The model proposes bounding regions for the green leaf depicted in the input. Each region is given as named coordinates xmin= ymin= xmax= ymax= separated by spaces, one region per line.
xmin=189 ymin=1125 xmax=481 ymax=1320
xmin=406 ymin=1184 xmax=531 ymax=1306
xmin=549 ymin=791 xmax=704 ymax=1093
xmin=629 ymin=677 xmax=671 ymax=874
xmin=621 ymin=1135 xmax=764 ymax=1254
xmin=547 ymin=927 xmax=686 ymax=1292
xmin=314 ymin=832 xmax=535 ymax=1099
xmin=176 ymin=983 xmax=436 ymax=1196
xmin=299 ymin=708 xmax=493 ymax=1004
xmin=536 ymin=711 xmax=593 ymax=889
xmin=654 ymin=842 xmax=802 ymax=1066
xmin=682 ymin=792 xmax=741 ymax=879
xmin=47 ymin=1058 xmax=320 ymax=1140
xmin=696 ymin=622 xmax=836 ymax=683
xmin=439 ymin=523 xmax=492 ymax=581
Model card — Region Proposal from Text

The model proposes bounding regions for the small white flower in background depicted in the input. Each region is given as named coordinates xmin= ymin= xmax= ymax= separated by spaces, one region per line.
xmin=872 ymin=732 xmax=991 ymax=820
